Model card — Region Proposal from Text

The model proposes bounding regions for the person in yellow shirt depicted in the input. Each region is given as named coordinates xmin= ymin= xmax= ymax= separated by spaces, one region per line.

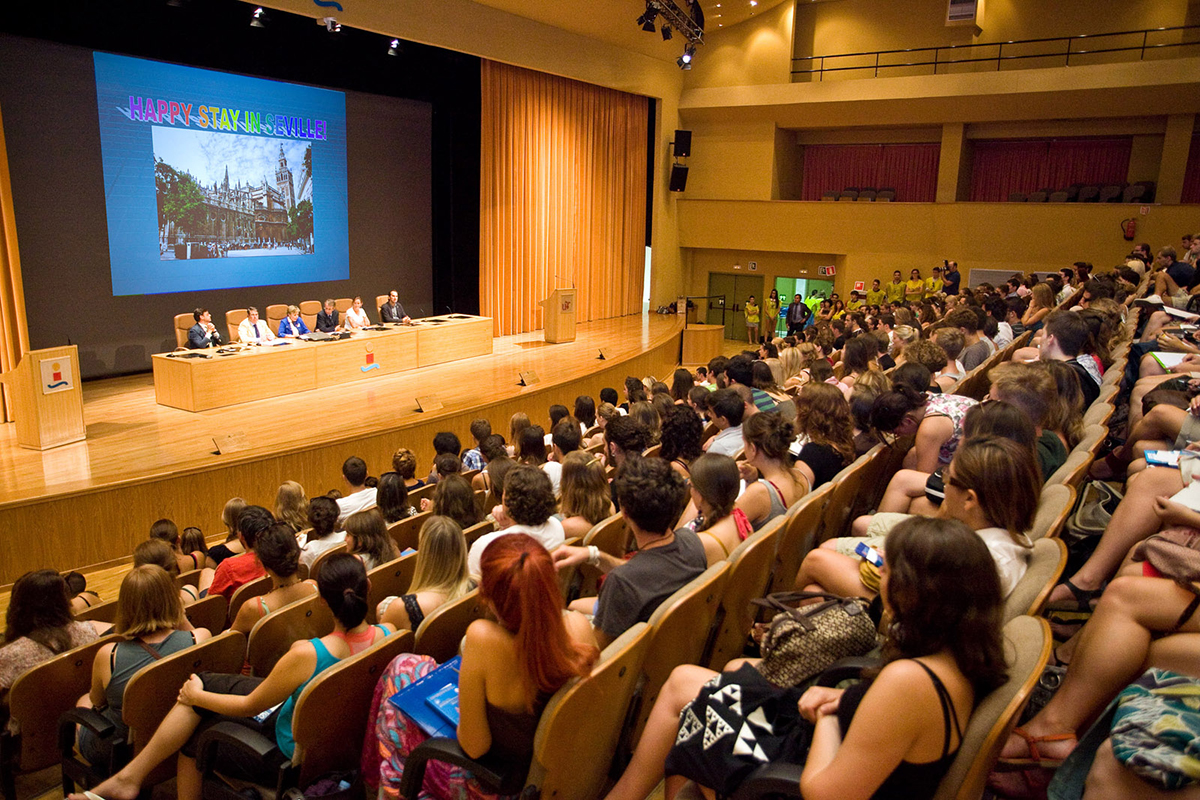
xmin=744 ymin=295 xmax=760 ymax=344
xmin=865 ymin=279 xmax=886 ymax=306
xmin=925 ymin=266 xmax=944 ymax=298
xmin=885 ymin=270 xmax=906 ymax=304
xmin=846 ymin=291 xmax=864 ymax=312
xmin=763 ymin=289 xmax=780 ymax=341
xmin=905 ymin=269 xmax=925 ymax=303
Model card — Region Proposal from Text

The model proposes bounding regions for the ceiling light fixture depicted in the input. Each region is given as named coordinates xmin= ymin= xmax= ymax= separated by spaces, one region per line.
xmin=388 ymin=38 xmax=400 ymax=56
xmin=661 ymin=25 xmax=673 ymax=40
xmin=250 ymin=6 xmax=266 ymax=27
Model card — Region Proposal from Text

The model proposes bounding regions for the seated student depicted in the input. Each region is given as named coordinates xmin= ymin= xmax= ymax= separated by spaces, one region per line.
xmin=336 ymin=456 xmax=377 ymax=524
xmin=554 ymin=457 xmax=707 ymax=647
xmin=630 ymin=400 xmax=663 ymax=446
xmin=66 ymin=571 xmax=103 ymax=616
xmin=237 ymin=307 xmax=275 ymax=343
xmin=134 ymin=539 xmax=200 ymax=606
xmin=789 ymin=383 xmax=854 ymax=491
xmin=516 ymin=426 xmax=561 ymax=497
xmin=230 ymin=524 xmax=317 ymax=636
xmin=0 ymin=570 xmax=100 ymax=699
xmin=425 ymin=432 xmax=463 ymax=485
xmin=988 ymin=361 xmax=1067 ymax=480
xmin=277 ymin=305 xmax=309 ymax=338
xmin=472 ymin=434 xmax=510 ymax=495
xmin=299 ymin=496 xmax=346 ymax=571
xmin=584 ymin=402 xmax=621 ymax=449
xmin=468 ymin=466 xmax=564 ymax=578
xmin=872 ymin=364 xmax=977 ymax=480
xmin=462 ymin=419 xmax=491 ymax=472
xmin=149 ymin=518 xmax=206 ymax=573
xmin=202 ymin=505 xmax=272 ymax=600
xmin=206 ymin=497 xmax=247 ymax=569
xmin=75 ymin=565 xmax=211 ymax=766
xmin=599 ymin=386 xmax=624 ymax=414
xmin=1041 ymin=360 xmax=1085 ymax=452
xmin=419 ymin=473 xmax=481 ymax=530
xmin=544 ymin=404 xmax=571 ymax=447
xmin=186 ymin=308 xmax=222 ymax=349
xmin=803 ymin=435 xmax=1037 ymax=600
xmin=391 ymin=447 xmax=425 ymax=492
xmin=366 ymin=534 xmax=597 ymax=799
xmin=605 ymin=516 xmax=1004 ymax=800
xmin=603 ymin=415 xmax=651 ymax=484
xmin=660 ymin=403 xmax=705 ymax=480
xmin=377 ymin=515 xmax=473 ymax=631
xmin=274 ymin=481 xmax=309 ymax=534
xmin=679 ymin=454 xmax=751 ymax=565
xmin=70 ymin=556 xmax=391 ymax=800
xmin=376 ymin=471 xmax=417 ymax=523
xmin=559 ymin=451 xmax=615 ymax=540
xmin=315 ymin=298 xmax=340 ymax=333
xmin=574 ymin=394 xmax=598 ymax=432
xmin=551 ymin=417 xmax=583 ymax=466
xmin=1038 ymin=310 xmax=1101 ymax=407
xmin=343 ymin=510 xmax=400 ymax=571
xmin=703 ymin=388 xmax=745 ymax=457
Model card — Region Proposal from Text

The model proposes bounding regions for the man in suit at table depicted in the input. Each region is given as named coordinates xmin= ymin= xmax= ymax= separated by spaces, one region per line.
xmin=316 ymin=298 xmax=340 ymax=332
xmin=187 ymin=308 xmax=222 ymax=349
xmin=379 ymin=290 xmax=411 ymax=324
xmin=237 ymin=307 xmax=276 ymax=343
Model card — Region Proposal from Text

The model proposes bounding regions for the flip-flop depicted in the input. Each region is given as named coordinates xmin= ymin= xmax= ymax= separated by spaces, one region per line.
xmin=1044 ymin=579 xmax=1105 ymax=614
xmin=995 ymin=726 xmax=1077 ymax=769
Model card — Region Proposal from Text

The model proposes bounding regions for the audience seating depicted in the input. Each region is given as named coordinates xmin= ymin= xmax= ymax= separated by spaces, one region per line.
xmin=185 ymin=594 xmax=228 ymax=635
xmin=1029 ymin=484 xmax=1075 ymax=542
xmin=1005 ymin=538 xmax=1068 ymax=622
xmin=60 ymin=630 xmax=247 ymax=796
xmin=1048 ymin=191 xmax=1069 ymax=202
xmin=387 ymin=511 xmax=431 ymax=553
xmin=365 ymin=552 xmax=419 ymax=624
xmin=707 ymin=515 xmax=786 ymax=670
xmin=1007 ymin=192 xmax=1027 ymax=202
xmin=1078 ymin=423 xmax=1108 ymax=458
xmin=1082 ymin=402 xmax=1114 ymax=427
xmin=413 ymin=588 xmax=486 ymax=662
xmin=838 ymin=190 xmax=858 ymax=201
xmin=246 ymin=594 xmax=336 ymax=677
xmin=226 ymin=575 xmax=274 ymax=623
xmin=875 ymin=189 xmax=895 ymax=202
xmin=463 ymin=518 xmax=496 ymax=546
xmin=298 ymin=300 xmax=321 ymax=330
xmin=196 ymin=630 xmax=415 ymax=800
xmin=572 ymin=512 xmax=631 ymax=598
xmin=224 ymin=309 xmax=248 ymax=343
xmin=0 ymin=635 xmax=116 ymax=799
xmin=74 ymin=599 xmax=119 ymax=625
xmin=304 ymin=543 xmax=349 ymax=581
xmin=1046 ymin=450 xmax=1092 ymax=490
xmin=408 ymin=483 xmax=438 ymax=507
xmin=375 ymin=294 xmax=389 ymax=316
xmin=768 ymin=484 xmax=832 ymax=598
xmin=1027 ymin=191 xmax=1048 ymax=203
xmin=173 ymin=313 xmax=193 ymax=348
xmin=1097 ymin=183 xmax=1125 ymax=203
xmin=1076 ymin=185 xmax=1100 ymax=202
xmin=399 ymin=622 xmax=653 ymax=800
xmin=175 ymin=568 xmax=202 ymax=590
xmin=817 ymin=454 xmax=876 ymax=543
xmin=727 ymin=616 xmax=1050 ymax=800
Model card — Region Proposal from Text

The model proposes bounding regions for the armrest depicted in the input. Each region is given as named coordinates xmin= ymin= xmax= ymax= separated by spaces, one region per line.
xmin=729 ymin=762 xmax=805 ymax=800
xmin=398 ymin=737 xmax=526 ymax=800
xmin=58 ymin=708 xmax=117 ymax=755
xmin=194 ymin=721 xmax=281 ymax=775
xmin=815 ymin=657 xmax=879 ymax=687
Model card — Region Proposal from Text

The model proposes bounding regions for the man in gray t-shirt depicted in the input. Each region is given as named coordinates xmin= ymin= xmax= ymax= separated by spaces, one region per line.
xmin=554 ymin=457 xmax=707 ymax=647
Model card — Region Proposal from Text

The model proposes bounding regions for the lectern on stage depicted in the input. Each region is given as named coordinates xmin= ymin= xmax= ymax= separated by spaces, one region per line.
xmin=0 ymin=345 xmax=85 ymax=450
xmin=541 ymin=288 xmax=577 ymax=343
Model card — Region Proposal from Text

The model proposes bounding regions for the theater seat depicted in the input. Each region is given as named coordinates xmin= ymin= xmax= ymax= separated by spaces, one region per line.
xmin=246 ymin=594 xmax=336 ymax=676
xmin=413 ymin=588 xmax=486 ymax=662
xmin=265 ymin=303 xmax=288 ymax=333
xmin=298 ymin=300 xmax=321 ymax=330
xmin=174 ymin=313 xmax=194 ymax=348
xmin=225 ymin=308 xmax=248 ymax=342
xmin=366 ymin=551 xmax=419 ymax=623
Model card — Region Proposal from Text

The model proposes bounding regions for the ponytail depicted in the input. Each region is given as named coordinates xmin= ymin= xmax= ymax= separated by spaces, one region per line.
xmin=317 ymin=553 xmax=369 ymax=629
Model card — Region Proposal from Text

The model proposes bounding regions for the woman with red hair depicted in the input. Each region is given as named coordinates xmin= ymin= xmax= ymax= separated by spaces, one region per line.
xmin=366 ymin=534 xmax=599 ymax=799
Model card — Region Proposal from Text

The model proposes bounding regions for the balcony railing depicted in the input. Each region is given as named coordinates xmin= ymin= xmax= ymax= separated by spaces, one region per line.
xmin=791 ymin=25 xmax=1200 ymax=81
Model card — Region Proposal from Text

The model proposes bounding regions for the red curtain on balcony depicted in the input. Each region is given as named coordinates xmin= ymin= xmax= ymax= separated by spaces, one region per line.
xmin=969 ymin=138 xmax=1132 ymax=201
xmin=1183 ymin=134 xmax=1200 ymax=204
xmin=801 ymin=143 xmax=940 ymax=201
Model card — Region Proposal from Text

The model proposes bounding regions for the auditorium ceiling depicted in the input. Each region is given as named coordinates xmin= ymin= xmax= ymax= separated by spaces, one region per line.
xmin=472 ymin=0 xmax=795 ymax=61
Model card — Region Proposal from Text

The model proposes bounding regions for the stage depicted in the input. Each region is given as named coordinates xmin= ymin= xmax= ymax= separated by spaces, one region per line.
xmin=0 ymin=313 xmax=685 ymax=585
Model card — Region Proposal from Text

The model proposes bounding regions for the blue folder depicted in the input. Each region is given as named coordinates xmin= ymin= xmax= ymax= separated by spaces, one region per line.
xmin=387 ymin=655 xmax=462 ymax=737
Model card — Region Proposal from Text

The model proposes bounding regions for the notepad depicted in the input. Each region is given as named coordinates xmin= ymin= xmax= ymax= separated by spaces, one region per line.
xmin=1151 ymin=352 xmax=1190 ymax=370
xmin=387 ymin=655 xmax=462 ymax=737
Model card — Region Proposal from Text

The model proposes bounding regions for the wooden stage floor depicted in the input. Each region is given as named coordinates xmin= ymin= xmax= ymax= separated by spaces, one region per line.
xmin=0 ymin=314 xmax=684 ymax=584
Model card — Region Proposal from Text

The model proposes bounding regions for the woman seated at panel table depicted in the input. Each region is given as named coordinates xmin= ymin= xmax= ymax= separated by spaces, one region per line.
xmin=277 ymin=305 xmax=309 ymax=338
xmin=343 ymin=296 xmax=372 ymax=331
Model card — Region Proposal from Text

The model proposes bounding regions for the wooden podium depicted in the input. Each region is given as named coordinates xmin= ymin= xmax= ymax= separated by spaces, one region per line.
xmin=0 ymin=345 xmax=85 ymax=450
xmin=541 ymin=288 xmax=577 ymax=343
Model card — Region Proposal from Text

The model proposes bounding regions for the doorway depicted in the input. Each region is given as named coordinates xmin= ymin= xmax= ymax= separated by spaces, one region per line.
xmin=772 ymin=277 xmax=834 ymax=336
xmin=706 ymin=273 xmax=764 ymax=343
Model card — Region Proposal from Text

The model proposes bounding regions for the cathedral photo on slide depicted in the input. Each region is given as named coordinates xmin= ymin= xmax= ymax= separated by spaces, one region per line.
xmin=153 ymin=126 xmax=313 ymax=261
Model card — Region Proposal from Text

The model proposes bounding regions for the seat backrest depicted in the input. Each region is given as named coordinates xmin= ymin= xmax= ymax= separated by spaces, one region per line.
xmin=265 ymin=304 xmax=288 ymax=333
xmin=1047 ymin=191 xmax=1068 ymax=203
xmin=386 ymin=511 xmax=431 ymax=553
xmin=365 ymin=552 xmax=419 ymax=624
xmin=334 ymin=297 xmax=352 ymax=313
xmin=174 ymin=313 xmax=194 ymax=348
xmin=307 ymin=543 xmax=349 ymax=580
xmin=75 ymin=598 xmax=119 ymax=624
xmin=1077 ymin=185 xmax=1100 ymax=202
xmin=708 ymin=515 xmax=787 ymax=670
xmin=819 ymin=453 xmax=874 ymax=542
xmin=526 ymin=623 xmax=652 ymax=800
xmin=635 ymin=564 xmax=729 ymax=742
xmin=1045 ymin=451 xmax=1091 ymax=490
xmin=463 ymin=518 xmax=496 ymax=546
xmin=185 ymin=594 xmax=229 ymax=635
xmin=933 ymin=616 xmax=1050 ymax=800
xmin=407 ymin=483 xmax=438 ymax=507
xmin=642 ymin=443 xmax=662 ymax=458
xmin=1027 ymin=191 xmax=1047 ymax=202
xmin=1122 ymin=184 xmax=1145 ymax=203
xmin=123 ymin=631 xmax=247 ymax=751
xmin=375 ymin=294 xmax=389 ymax=316
xmin=246 ymin=594 xmax=336 ymax=676
xmin=876 ymin=189 xmax=895 ymax=201
xmin=1098 ymin=184 xmax=1124 ymax=202
xmin=583 ymin=512 xmax=631 ymax=557
xmin=414 ymin=588 xmax=485 ymax=662
xmin=290 ymin=629 xmax=415 ymax=787
xmin=225 ymin=308 xmax=248 ymax=343
xmin=1076 ymin=423 xmax=1107 ymax=458
xmin=8 ymin=635 xmax=118 ymax=772
xmin=176 ymin=569 xmax=203 ymax=589
xmin=1003 ymin=538 xmax=1067 ymax=622
xmin=1028 ymin=483 xmax=1074 ymax=541
xmin=1007 ymin=192 xmax=1027 ymax=202
xmin=846 ymin=444 xmax=888 ymax=522
xmin=770 ymin=483 xmax=833 ymax=597
xmin=298 ymin=300 xmax=321 ymax=329
xmin=1082 ymin=402 xmax=1114 ymax=428
xmin=227 ymin=575 xmax=274 ymax=625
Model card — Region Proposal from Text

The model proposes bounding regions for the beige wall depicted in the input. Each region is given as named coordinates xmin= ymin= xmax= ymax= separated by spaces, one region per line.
xmin=682 ymin=1 xmax=795 ymax=89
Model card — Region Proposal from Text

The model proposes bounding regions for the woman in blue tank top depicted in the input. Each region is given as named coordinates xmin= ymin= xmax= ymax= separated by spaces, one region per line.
xmin=70 ymin=554 xmax=394 ymax=800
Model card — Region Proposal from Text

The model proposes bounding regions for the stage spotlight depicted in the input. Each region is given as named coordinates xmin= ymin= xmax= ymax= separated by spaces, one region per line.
xmin=677 ymin=55 xmax=692 ymax=70
xmin=388 ymin=38 xmax=400 ymax=56
xmin=320 ymin=16 xmax=342 ymax=33
xmin=681 ymin=44 xmax=696 ymax=65
xmin=642 ymin=15 xmax=657 ymax=31
xmin=662 ymin=25 xmax=673 ymax=40
xmin=250 ymin=6 xmax=266 ymax=27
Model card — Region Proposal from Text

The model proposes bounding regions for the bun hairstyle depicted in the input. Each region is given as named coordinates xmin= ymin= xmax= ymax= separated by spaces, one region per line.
xmin=316 ymin=553 xmax=369 ymax=629
xmin=134 ymin=538 xmax=180 ymax=576
xmin=479 ymin=534 xmax=597 ymax=705
xmin=870 ymin=367 xmax=931 ymax=433
xmin=255 ymin=523 xmax=302 ymax=578
xmin=742 ymin=411 xmax=795 ymax=462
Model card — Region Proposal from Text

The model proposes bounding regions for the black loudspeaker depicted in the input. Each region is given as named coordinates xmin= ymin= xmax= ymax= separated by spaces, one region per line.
xmin=673 ymin=129 xmax=692 ymax=158
xmin=669 ymin=164 xmax=689 ymax=192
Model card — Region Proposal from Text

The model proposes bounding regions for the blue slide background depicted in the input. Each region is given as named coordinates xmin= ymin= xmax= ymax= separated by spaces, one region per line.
xmin=94 ymin=52 xmax=349 ymax=295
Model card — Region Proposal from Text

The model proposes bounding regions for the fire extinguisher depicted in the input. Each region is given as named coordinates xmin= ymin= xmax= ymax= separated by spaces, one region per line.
xmin=1121 ymin=218 xmax=1137 ymax=241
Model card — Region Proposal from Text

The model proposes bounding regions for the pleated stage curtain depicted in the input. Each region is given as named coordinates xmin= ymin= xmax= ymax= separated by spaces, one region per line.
xmin=0 ymin=104 xmax=31 ymax=422
xmin=1183 ymin=134 xmax=1200 ymax=204
xmin=970 ymin=138 xmax=1132 ymax=201
xmin=480 ymin=60 xmax=648 ymax=337
xmin=800 ymin=143 xmax=940 ymax=202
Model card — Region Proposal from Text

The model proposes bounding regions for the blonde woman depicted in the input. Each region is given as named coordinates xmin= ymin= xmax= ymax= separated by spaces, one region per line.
xmin=274 ymin=480 xmax=309 ymax=533
xmin=559 ymin=451 xmax=615 ymax=540
xmin=377 ymin=516 xmax=473 ymax=632
xmin=1022 ymin=282 xmax=1055 ymax=331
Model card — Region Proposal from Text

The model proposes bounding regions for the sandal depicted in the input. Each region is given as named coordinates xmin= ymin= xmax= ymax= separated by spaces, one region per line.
xmin=995 ymin=726 xmax=1077 ymax=769
xmin=1044 ymin=579 xmax=1105 ymax=614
